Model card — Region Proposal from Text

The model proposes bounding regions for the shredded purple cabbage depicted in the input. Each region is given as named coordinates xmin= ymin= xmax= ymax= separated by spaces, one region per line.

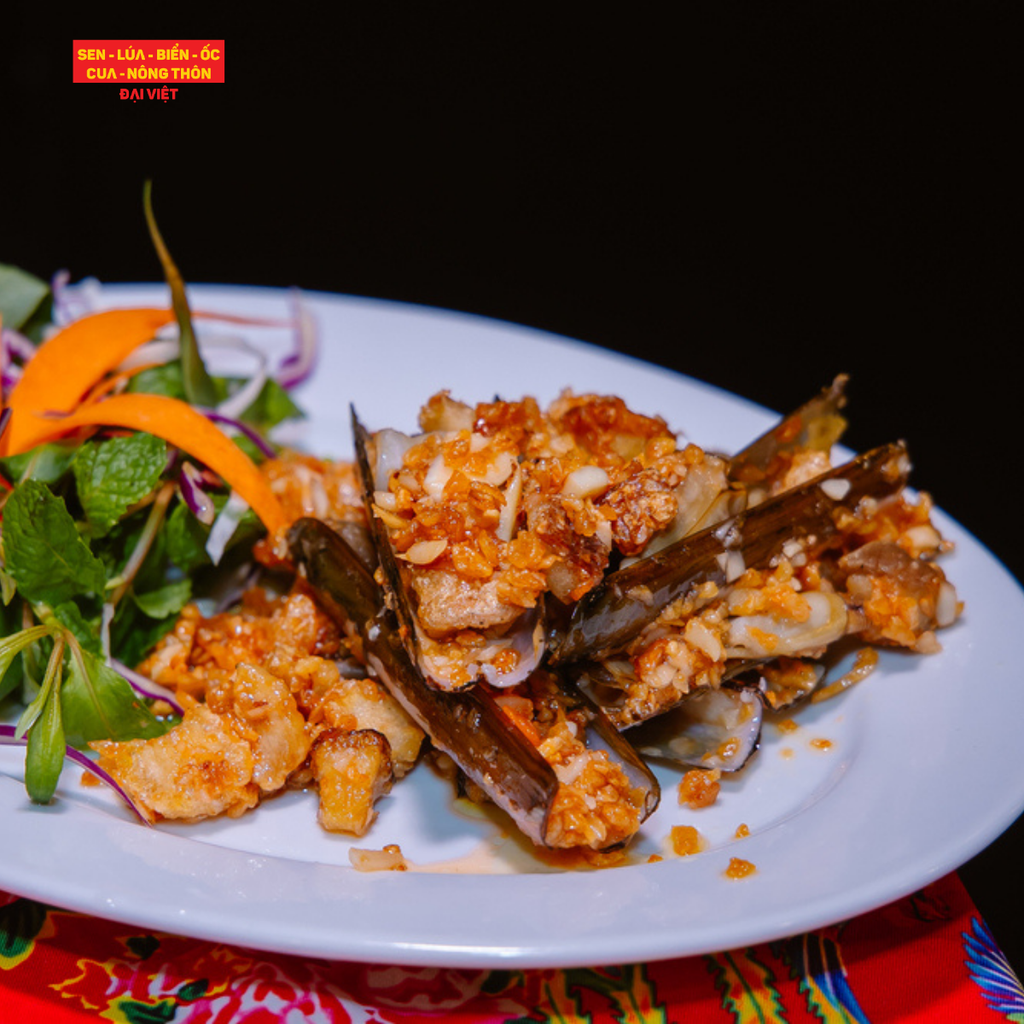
xmin=177 ymin=462 xmax=216 ymax=526
xmin=2 ymin=326 xmax=36 ymax=363
xmin=109 ymin=660 xmax=186 ymax=717
xmin=202 ymin=410 xmax=277 ymax=459
xmin=50 ymin=270 xmax=99 ymax=326
xmin=276 ymin=289 xmax=317 ymax=389
xmin=0 ymin=724 xmax=150 ymax=824
xmin=1 ymin=330 xmax=29 ymax=400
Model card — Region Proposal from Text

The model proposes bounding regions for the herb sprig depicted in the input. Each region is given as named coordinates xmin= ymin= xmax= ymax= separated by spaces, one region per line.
xmin=0 ymin=237 xmax=301 ymax=809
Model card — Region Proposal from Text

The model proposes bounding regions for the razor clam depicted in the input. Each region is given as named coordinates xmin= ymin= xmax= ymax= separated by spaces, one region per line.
xmin=352 ymin=407 xmax=546 ymax=692
xmin=573 ymin=653 xmax=822 ymax=770
xmin=551 ymin=441 xmax=910 ymax=666
xmin=573 ymin=649 xmax=823 ymax=766
xmin=565 ymin=591 xmax=846 ymax=731
xmin=623 ymin=376 xmax=850 ymax=569
xmin=621 ymin=376 xmax=850 ymax=567
xmin=288 ymin=516 xmax=660 ymax=851
xmin=571 ymin=582 xmax=840 ymax=726
xmin=627 ymin=683 xmax=764 ymax=772
xmin=752 ymin=657 xmax=828 ymax=712
xmin=727 ymin=374 xmax=849 ymax=494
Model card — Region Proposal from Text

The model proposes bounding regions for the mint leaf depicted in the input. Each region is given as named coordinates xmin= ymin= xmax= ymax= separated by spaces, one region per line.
xmin=239 ymin=377 xmax=303 ymax=432
xmin=127 ymin=360 xmax=185 ymax=400
xmin=128 ymin=363 xmax=301 ymax=433
xmin=97 ymin=515 xmax=168 ymax=594
xmin=0 ymin=442 xmax=78 ymax=485
xmin=230 ymin=433 xmax=266 ymax=464
xmin=165 ymin=493 xmax=262 ymax=574
xmin=2 ymin=480 xmax=107 ymax=605
xmin=165 ymin=500 xmax=212 ymax=574
xmin=73 ymin=432 xmax=168 ymax=537
xmin=0 ymin=263 xmax=50 ymax=335
xmin=61 ymin=643 xmax=168 ymax=748
xmin=50 ymin=601 xmax=103 ymax=657
xmin=133 ymin=578 xmax=191 ymax=619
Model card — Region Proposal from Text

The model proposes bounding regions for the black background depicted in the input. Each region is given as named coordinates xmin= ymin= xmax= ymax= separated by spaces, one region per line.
xmin=5 ymin=5 xmax=1022 ymax=977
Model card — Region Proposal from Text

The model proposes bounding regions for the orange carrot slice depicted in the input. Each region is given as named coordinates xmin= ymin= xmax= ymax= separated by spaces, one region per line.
xmin=78 ymin=362 xmax=164 ymax=408
xmin=4 ymin=393 xmax=288 ymax=533
xmin=2 ymin=305 xmax=293 ymax=449
xmin=2 ymin=308 xmax=175 ymax=452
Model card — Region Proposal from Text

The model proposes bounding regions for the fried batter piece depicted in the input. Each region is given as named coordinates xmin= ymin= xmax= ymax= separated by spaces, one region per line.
xmin=838 ymin=540 xmax=960 ymax=652
xmin=254 ymin=450 xmax=368 ymax=566
xmin=92 ymin=705 xmax=260 ymax=824
xmin=228 ymin=663 xmax=311 ymax=793
xmin=91 ymin=455 xmax=425 ymax=834
xmin=305 ymin=675 xmax=423 ymax=777
xmin=310 ymin=729 xmax=394 ymax=834
xmin=91 ymin=660 xmax=314 ymax=823
xmin=94 ymin=588 xmax=424 ymax=831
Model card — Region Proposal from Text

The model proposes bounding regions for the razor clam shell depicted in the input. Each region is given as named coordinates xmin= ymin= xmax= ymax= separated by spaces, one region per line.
xmin=551 ymin=441 xmax=910 ymax=665
xmin=752 ymin=658 xmax=827 ymax=712
xmin=570 ymin=642 xmax=831 ymax=732
xmin=728 ymin=374 xmax=850 ymax=489
xmin=328 ymin=518 xmax=379 ymax=573
xmin=627 ymin=684 xmax=764 ymax=772
xmin=620 ymin=376 xmax=848 ymax=568
xmin=617 ymin=377 xmax=847 ymax=569
xmin=351 ymin=406 xmax=546 ymax=692
xmin=288 ymin=517 xmax=660 ymax=850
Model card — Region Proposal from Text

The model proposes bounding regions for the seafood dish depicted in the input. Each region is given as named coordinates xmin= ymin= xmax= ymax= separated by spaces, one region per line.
xmin=0 ymin=258 xmax=963 ymax=867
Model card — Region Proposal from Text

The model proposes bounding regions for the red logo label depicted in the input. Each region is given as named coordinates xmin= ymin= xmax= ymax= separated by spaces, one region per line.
xmin=72 ymin=41 xmax=225 ymax=84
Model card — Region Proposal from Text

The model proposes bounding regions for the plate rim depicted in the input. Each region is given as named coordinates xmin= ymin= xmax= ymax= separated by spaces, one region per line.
xmin=1 ymin=281 xmax=1022 ymax=969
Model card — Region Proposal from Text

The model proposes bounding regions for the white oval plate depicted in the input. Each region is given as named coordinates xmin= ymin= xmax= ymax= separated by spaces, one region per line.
xmin=2 ymin=284 xmax=1022 ymax=969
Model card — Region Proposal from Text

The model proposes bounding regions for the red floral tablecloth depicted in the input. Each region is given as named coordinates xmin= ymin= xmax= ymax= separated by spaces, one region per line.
xmin=1 ymin=872 xmax=1020 ymax=1022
